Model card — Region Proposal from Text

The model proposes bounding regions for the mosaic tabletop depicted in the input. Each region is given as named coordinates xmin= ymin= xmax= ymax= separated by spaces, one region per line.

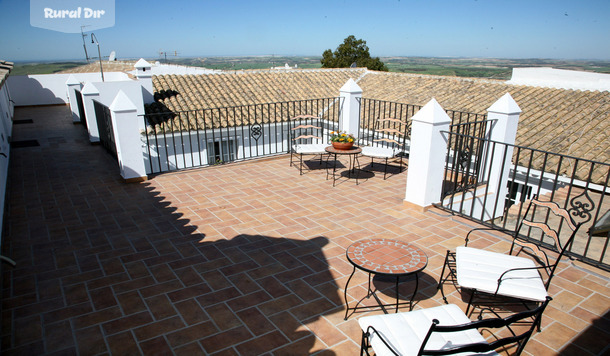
xmin=346 ymin=238 xmax=428 ymax=275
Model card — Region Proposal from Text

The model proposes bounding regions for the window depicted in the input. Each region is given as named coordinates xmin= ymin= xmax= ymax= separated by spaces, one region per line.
xmin=506 ymin=181 xmax=533 ymax=209
xmin=207 ymin=139 xmax=236 ymax=164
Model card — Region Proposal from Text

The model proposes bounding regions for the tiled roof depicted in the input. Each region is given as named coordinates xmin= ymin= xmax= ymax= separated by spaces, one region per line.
xmin=359 ymin=71 xmax=609 ymax=158
xmin=0 ymin=60 xmax=13 ymax=87
xmin=58 ymin=61 xmax=136 ymax=74
xmin=357 ymin=72 xmax=610 ymax=183
xmin=150 ymin=68 xmax=366 ymax=111
xmin=147 ymin=68 xmax=609 ymax=183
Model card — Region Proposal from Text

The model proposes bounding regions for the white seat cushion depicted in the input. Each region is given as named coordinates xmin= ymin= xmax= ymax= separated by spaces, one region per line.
xmin=293 ymin=143 xmax=327 ymax=154
xmin=361 ymin=146 xmax=398 ymax=159
xmin=359 ymin=304 xmax=498 ymax=356
xmin=456 ymin=246 xmax=548 ymax=302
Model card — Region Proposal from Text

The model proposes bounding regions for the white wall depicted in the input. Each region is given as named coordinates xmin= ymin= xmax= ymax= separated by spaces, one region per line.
xmin=507 ymin=67 xmax=610 ymax=92
xmin=128 ymin=62 xmax=220 ymax=75
xmin=142 ymin=124 xmax=293 ymax=173
xmin=93 ymin=80 xmax=146 ymax=116
xmin=7 ymin=72 xmax=130 ymax=106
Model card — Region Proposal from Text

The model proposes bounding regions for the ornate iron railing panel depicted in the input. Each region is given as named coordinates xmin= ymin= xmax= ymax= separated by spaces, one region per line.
xmin=442 ymin=118 xmax=490 ymax=199
xmin=93 ymin=99 xmax=117 ymax=159
xmin=435 ymin=131 xmax=610 ymax=271
xmin=142 ymin=97 xmax=343 ymax=174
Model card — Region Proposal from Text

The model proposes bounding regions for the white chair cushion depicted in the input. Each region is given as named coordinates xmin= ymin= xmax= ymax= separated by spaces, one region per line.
xmin=293 ymin=143 xmax=327 ymax=154
xmin=358 ymin=304 xmax=498 ymax=356
xmin=361 ymin=146 xmax=397 ymax=159
xmin=456 ymin=246 xmax=548 ymax=302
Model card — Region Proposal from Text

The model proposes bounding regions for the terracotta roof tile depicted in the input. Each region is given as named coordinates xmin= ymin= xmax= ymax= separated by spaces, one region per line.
xmin=0 ymin=60 xmax=13 ymax=87
xmin=57 ymin=61 xmax=136 ymax=75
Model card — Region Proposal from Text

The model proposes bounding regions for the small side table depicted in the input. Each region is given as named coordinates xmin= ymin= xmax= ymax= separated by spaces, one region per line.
xmin=344 ymin=238 xmax=428 ymax=320
xmin=325 ymin=146 xmax=362 ymax=186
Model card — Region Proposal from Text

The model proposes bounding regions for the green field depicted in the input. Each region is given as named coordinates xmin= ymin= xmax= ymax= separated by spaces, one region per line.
xmin=10 ymin=56 xmax=610 ymax=80
xmin=10 ymin=61 xmax=87 ymax=76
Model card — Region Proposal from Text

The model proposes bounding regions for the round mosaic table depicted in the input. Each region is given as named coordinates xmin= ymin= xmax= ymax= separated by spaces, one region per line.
xmin=343 ymin=238 xmax=428 ymax=320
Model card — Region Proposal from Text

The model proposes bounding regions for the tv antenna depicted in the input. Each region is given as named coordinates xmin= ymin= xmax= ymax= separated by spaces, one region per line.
xmin=81 ymin=25 xmax=90 ymax=63
xmin=159 ymin=50 xmax=179 ymax=63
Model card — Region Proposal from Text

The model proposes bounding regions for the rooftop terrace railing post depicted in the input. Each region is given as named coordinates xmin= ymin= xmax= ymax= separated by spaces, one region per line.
xmin=339 ymin=79 xmax=362 ymax=139
xmin=483 ymin=93 xmax=521 ymax=220
xmin=405 ymin=98 xmax=451 ymax=209
xmin=109 ymin=90 xmax=147 ymax=182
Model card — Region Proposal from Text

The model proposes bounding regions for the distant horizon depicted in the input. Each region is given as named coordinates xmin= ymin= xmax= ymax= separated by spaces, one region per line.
xmin=10 ymin=54 xmax=610 ymax=65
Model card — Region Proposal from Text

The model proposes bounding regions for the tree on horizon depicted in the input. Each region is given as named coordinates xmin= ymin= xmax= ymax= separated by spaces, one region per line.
xmin=321 ymin=35 xmax=388 ymax=71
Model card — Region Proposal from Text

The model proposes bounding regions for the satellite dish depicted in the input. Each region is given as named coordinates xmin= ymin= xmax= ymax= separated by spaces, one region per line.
xmin=108 ymin=51 xmax=116 ymax=61
xmin=350 ymin=62 xmax=357 ymax=68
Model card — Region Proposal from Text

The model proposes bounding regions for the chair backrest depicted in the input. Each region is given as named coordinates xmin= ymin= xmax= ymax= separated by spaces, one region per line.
xmin=290 ymin=115 xmax=323 ymax=144
xmin=511 ymin=198 xmax=583 ymax=289
xmin=362 ymin=117 xmax=405 ymax=149
xmin=419 ymin=297 xmax=552 ymax=355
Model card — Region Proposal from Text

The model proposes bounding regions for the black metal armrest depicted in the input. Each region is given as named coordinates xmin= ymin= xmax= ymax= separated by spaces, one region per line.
xmin=494 ymin=265 xmax=549 ymax=295
xmin=365 ymin=325 xmax=400 ymax=356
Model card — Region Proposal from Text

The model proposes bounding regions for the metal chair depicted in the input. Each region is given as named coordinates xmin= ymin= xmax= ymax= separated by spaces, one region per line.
xmin=359 ymin=296 xmax=551 ymax=356
xmin=289 ymin=115 xmax=328 ymax=175
xmin=360 ymin=118 xmax=406 ymax=180
xmin=438 ymin=198 xmax=583 ymax=318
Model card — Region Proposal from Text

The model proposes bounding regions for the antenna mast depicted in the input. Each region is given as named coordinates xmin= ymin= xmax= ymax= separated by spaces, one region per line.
xmin=159 ymin=50 xmax=179 ymax=64
xmin=81 ymin=26 xmax=90 ymax=63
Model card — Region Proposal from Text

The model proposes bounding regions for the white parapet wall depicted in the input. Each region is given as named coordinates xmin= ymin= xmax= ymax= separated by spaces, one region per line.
xmin=507 ymin=67 xmax=610 ymax=92
xmin=7 ymin=72 xmax=130 ymax=106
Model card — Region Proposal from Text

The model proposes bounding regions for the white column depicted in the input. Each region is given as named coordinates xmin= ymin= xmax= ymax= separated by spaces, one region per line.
xmin=109 ymin=90 xmax=147 ymax=182
xmin=65 ymin=74 xmax=81 ymax=123
xmin=134 ymin=58 xmax=154 ymax=104
xmin=81 ymin=82 xmax=101 ymax=143
xmin=404 ymin=98 xmax=451 ymax=209
xmin=339 ymin=79 xmax=362 ymax=138
xmin=484 ymin=93 xmax=521 ymax=218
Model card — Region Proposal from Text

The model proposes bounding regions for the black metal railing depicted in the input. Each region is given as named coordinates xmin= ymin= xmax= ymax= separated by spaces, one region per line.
xmin=358 ymin=98 xmax=418 ymax=147
xmin=142 ymin=97 xmax=343 ymax=174
xmin=358 ymin=99 xmax=488 ymax=152
xmin=442 ymin=118 xmax=491 ymax=198
xmin=445 ymin=110 xmax=487 ymax=128
xmin=75 ymin=90 xmax=87 ymax=128
xmin=93 ymin=100 xmax=117 ymax=159
xmin=436 ymin=131 xmax=610 ymax=270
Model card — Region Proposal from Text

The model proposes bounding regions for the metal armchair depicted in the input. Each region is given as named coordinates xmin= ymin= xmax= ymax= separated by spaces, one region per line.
xmin=289 ymin=115 xmax=328 ymax=175
xmin=359 ymin=297 xmax=551 ymax=356
xmin=360 ymin=118 xmax=406 ymax=180
xmin=438 ymin=198 xmax=582 ymax=317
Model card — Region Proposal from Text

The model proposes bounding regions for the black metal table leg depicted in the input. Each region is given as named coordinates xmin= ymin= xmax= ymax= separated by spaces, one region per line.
xmin=344 ymin=265 xmax=357 ymax=320
xmin=395 ymin=276 xmax=400 ymax=313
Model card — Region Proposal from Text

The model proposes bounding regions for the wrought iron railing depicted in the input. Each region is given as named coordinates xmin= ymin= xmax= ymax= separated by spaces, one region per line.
xmin=442 ymin=118 xmax=491 ymax=198
xmin=93 ymin=100 xmax=117 ymax=159
xmin=358 ymin=99 xmax=488 ymax=152
xmin=75 ymin=90 xmax=87 ymax=128
xmin=142 ymin=97 xmax=343 ymax=174
xmin=358 ymin=99 xmax=418 ymax=147
xmin=436 ymin=131 xmax=610 ymax=270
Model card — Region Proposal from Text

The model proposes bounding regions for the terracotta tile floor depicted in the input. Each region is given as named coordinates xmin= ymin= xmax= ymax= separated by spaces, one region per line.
xmin=1 ymin=105 xmax=609 ymax=355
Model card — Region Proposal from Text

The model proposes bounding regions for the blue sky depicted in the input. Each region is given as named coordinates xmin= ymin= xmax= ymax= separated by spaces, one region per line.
xmin=1 ymin=0 xmax=609 ymax=62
